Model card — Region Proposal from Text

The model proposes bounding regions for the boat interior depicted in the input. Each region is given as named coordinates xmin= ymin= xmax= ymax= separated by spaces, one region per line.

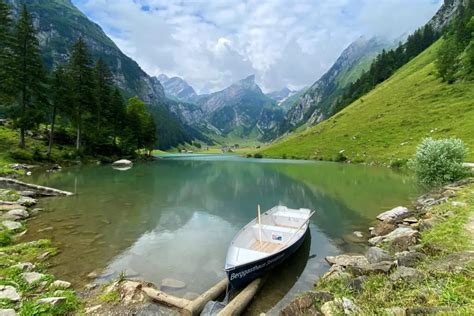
xmin=225 ymin=206 xmax=312 ymax=268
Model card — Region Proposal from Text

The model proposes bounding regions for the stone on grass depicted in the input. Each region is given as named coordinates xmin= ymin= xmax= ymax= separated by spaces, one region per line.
xmin=377 ymin=206 xmax=410 ymax=222
xmin=160 ymin=278 xmax=186 ymax=290
xmin=349 ymin=276 xmax=367 ymax=292
xmin=396 ymin=251 xmax=426 ymax=267
xmin=6 ymin=209 xmax=29 ymax=219
xmin=325 ymin=255 xmax=369 ymax=267
xmin=366 ymin=247 xmax=392 ymax=264
xmin=22 ymin=272 xmax=45 ymax=284
xmin=389 ymin=267 xmax=424 ymax=282
xmin=0 ymin=309 xmax=16 ymax=316
xmin=0 ymin=285 xmax=21 ymax=302
xmin=50 ymin=280 xmax=71 ymax=289
xmin=37 ymin=297 xmax=66 ymax=306
xmin=341 ymin=297 xmax=361 ymax=314
xmin=2 ymin=220 xmax=22 ymax=231
xmin=351 ymin=261 xmax=395 ymax=276
xmin=13 ymin=262 xmax=34 ymax=271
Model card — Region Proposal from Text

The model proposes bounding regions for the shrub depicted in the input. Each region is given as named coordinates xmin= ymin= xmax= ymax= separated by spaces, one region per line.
xmin=253 ymin=153 xmax=263 ymax=159
xmin=409 ymin=138 xmax=469 ymax=187
xmin=390 ymin=159 xmax=408 ymax=169
xmin=8 ymin=148 xmax=34 ymax=161
xmin=333 ymin=151 xmax=347 ymax=162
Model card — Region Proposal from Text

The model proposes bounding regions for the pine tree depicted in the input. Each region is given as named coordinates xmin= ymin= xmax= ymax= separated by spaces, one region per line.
xmin=93 ymin=58 xmax=112 ymax=142
xmin=47 ymin=66 xmax=69 ymax=157
xmin=0 ymin=0 xmax=14 ymax=102
xmin=11 ymin=4 xmax=48 ymax=148
xmin=68 ymin=37 xmax=94 ymax=152
xmin=110 ymin=88 xmax=125 ymax=147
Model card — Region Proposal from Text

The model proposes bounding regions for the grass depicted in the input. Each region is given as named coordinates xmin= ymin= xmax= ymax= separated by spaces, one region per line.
xmin=312 ymin=181 xmax=474 ymax=313
xmin=261 ymin=40 xmax=474 ymax=164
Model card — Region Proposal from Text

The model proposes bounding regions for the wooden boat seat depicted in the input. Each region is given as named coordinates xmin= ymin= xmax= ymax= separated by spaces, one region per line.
xmin=250 ymin=240 xmax=284 ymax=253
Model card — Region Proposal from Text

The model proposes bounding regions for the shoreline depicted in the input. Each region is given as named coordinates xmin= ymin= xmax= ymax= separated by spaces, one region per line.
xmin=281 ymin=177 xmax=474 ymax=315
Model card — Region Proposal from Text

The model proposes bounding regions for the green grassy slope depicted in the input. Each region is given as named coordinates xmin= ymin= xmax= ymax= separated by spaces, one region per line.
xmin=261 ymin=40 xmax=474 ymax=164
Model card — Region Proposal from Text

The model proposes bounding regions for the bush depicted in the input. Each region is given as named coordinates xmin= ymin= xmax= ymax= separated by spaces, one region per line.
xmin=409 ymin=138 xmax=469 ymax=187
xmin=8 ymin=148 xmax=34 ymax=161
xmin=333 ymin=151 xmax=347 ymax=162
xmin=253 ymin=153 xmax=263 ymax=159
xmin=390 ymin=159 xmax=408 ymax=169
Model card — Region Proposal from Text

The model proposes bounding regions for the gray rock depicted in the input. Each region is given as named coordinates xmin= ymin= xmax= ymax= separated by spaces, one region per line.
xmin=18 ymin=196 xmax=37 ymax=207
xmin=419 ymin=218 xmax=436 ymax=231
xmin=160 ymin=278 xmax=186 ymax=290
xmin=1 ymin=220 xmax=22 ymax=230
xmin=22 ymin=272 xmax=45 ymax=284
xmin=112 ymin=159 xmax=133 ymax=167
xmin=6 ymin=209 xmax=29 ymax=219
xmin=50 ymin=280 xmax=71 ymax=289
xmin=0 ymin=309 xmax=16 ymax=316
xmin=377 ymin=206 xmax=410 ymax=222
xmin=325 ymin=255 xmax=369 ymax=267
xmin=366 ymin=247 xmax=392 ymax=263
xmin=353 ymin=231 xmax=363 ymax=238
xmin=0 ymin=285 xmax=21 ymax=302
xmin=37 ymin=297 xmax=66 ymax=306
xmin=371 ymin=220 xmax=396 ymax=237
xmin=341 ymin=297 xmax=361 ymax=314
xmin=349 ymin=276 xmax=367 ymax=292
xmin=396 ymin=251 xmax=426 ymax=267
xmin=389 ymin=267 xmax=424 ymax=282
xmin=280 ymin=291 xmax=330 ymax=316
xmin=351 ymin=261 xmax=395 ymax=275
xmin=12 ymin=262 xmax=35 ymax=271
xmin=369 ymin=227 xmax=418 ymax=246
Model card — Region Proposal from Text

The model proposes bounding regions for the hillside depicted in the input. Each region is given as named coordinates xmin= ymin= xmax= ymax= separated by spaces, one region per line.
xmin=260 ymin=40 xmax=474 ymax=164
xmin=5 ymin=0 xmax=194 ymax=149
xmin=280 ymin=37 xmax=388 ymax=134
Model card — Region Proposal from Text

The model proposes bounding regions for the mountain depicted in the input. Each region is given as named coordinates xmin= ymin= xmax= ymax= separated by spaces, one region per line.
xmin=266 ymin=87 xmax=303 ymax=112
xmin=6 ymin=0 xmax=194 ymax=149
xmin=157 ymin=74 xmax=197 ymax=101
xmin=193 ymin=75 xmax=283 ymax=140
xmin=260 ymin=40 xmax=474 ymax=163
xmin=280 ymin=36 xmax=388 ymax=133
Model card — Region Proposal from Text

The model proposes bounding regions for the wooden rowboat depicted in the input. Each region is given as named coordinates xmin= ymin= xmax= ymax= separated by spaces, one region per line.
xmin=224 ymin=205 xmax=315 ymax=289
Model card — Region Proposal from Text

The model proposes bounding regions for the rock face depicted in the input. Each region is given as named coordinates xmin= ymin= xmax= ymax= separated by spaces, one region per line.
xmin=0 ymin=285 xmax=21 ymax=302
xmin=157 ymin=74 xmax=197 ymax=101
xmin=280 ymin=36 xmax=388 ymax=134
xmin=376 ymin=206 xmax=411 ymax=222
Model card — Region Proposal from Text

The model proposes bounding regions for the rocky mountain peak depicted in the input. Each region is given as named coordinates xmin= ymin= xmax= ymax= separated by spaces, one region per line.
xmin=428 ymin=0 xmax=465 ymax=32
xmin=233 ymin=75 xmax=260 ymax=91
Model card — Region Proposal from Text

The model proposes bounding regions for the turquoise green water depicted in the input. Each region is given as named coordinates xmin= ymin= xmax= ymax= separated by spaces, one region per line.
xmin=25 ymin=154 xmax=420 ymax=314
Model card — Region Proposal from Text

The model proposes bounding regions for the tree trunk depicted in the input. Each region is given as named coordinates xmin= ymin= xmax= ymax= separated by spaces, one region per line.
xmin=19 ymin=127 xmax=25 ymax=148
xmin=76 ymin=120 xmax=81 ymax=151
xmin=47 ymin=105 xmax=57 ymax=157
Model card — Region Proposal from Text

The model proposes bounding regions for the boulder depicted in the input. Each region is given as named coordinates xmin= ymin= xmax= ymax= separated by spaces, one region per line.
xmin=389 ymin=267 xmax=424 ymax=282
xmin=366 ymin=247 xmax=392 ymax=264
xmin=376 ymin=206 xmax=411 ymax=222
xmin=351 ymin=261 xmax=395 ymax=275
xmin=6 ymin=209 xmax=29 ymax=220
xmin=0 ymin=309 xmax=16 ymax=316
xmin=37 ymin=297 xmax=66 ymax=306
xmin=325 ymin=255 xmax=369 ymax=267
xmin=50 ymin=280 xmax=71 ymax=289
xmin=390 ymin=234 xmax=419 ymax=252
xmin=112 ymin=159 xmax=133 ymax=167
xmin=22 ymin=272 xmax=45 ymax=284
xmin=396 ymin=251 xmax=426 ymax=267
xmin=371 ymin=221 xmax=396 ymax=237
xmin=160 ymin=278 xmax=186 ymax=290
xmin=18 ymin=196 xmax=37 ymax=207
xmin=0 ymin=285 xmax=21 ymax=302
xmin=1 ymin=220 xmax=22 ymax=231
xmin=369 ymin=227 xmax=418 ymax=246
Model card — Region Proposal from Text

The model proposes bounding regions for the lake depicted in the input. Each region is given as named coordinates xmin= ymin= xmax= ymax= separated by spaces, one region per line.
xmin=24 ymin=154 xmax=420 ymax=314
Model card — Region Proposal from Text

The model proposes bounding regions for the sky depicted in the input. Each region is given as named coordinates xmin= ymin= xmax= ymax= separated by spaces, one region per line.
xmin=72 ymin=0 xmax=442 ymax=94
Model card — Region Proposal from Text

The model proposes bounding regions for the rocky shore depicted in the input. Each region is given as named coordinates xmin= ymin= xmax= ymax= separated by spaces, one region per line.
xmin=280 ymin=178 xmax=474 ymax=315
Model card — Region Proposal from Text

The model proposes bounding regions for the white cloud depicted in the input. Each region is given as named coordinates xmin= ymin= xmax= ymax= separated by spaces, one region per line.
xmin=73 ymin=0 xmax=442 ymax=93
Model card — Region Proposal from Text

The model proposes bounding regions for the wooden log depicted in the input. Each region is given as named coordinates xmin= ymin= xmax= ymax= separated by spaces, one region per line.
xmin=217 ymin=278 xmax=265 ymax=316
xmin=181 ymin=278 xmax=228 ymax=316
xmin=142 ymin=287 xmax=190 ymax=309
xmin=0 ymin=177 xmax=73 ymax=196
